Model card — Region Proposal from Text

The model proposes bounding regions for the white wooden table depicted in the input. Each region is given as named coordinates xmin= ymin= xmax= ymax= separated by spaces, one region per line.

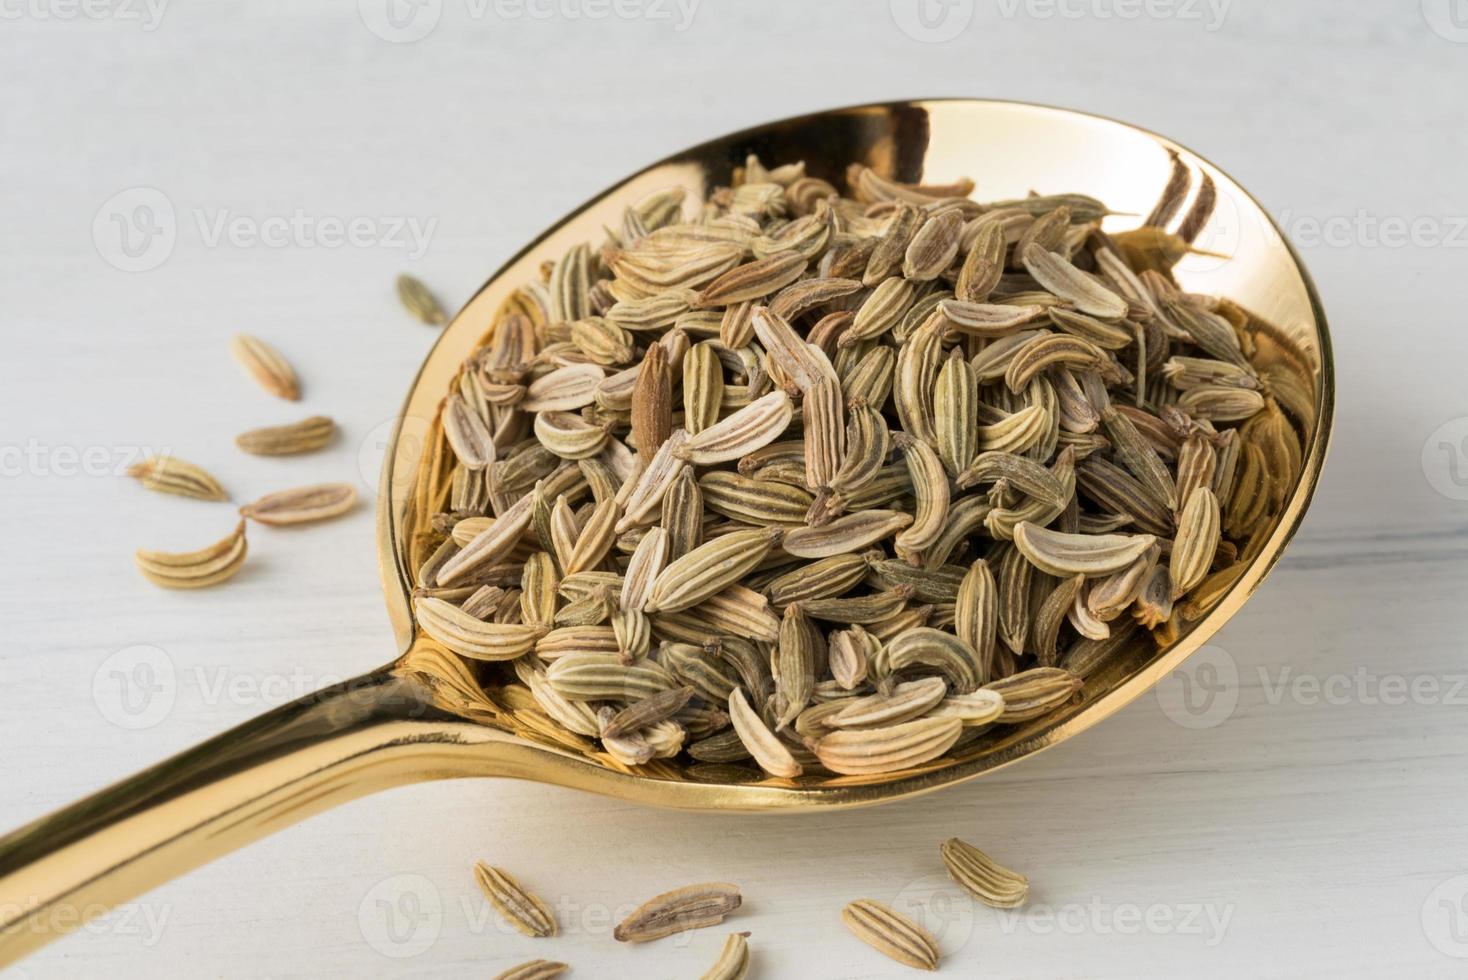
xmin=2 ymin=2 xmax=1465 ymax=976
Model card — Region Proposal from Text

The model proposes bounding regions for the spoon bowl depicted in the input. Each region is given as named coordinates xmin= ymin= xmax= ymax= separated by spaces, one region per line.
xmin=0 ymin=98 xmax=1333 ymax=966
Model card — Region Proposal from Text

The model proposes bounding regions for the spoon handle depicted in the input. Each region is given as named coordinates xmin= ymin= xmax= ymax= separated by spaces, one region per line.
xmin=0 ymin=666 xmax=446 ymax=966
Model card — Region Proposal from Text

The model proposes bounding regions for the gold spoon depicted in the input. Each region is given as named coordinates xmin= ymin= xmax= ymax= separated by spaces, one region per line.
xmin=0 ymin=98 xmax=1334 ymax=966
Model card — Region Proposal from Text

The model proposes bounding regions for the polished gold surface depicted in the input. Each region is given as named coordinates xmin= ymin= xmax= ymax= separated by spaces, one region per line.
xmin=0 ymin=99 xmax=1333 ymax=966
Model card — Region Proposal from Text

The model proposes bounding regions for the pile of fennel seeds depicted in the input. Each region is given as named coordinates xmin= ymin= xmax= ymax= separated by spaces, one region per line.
xmin=402 ymin=152 xmax=1308 ymax=781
